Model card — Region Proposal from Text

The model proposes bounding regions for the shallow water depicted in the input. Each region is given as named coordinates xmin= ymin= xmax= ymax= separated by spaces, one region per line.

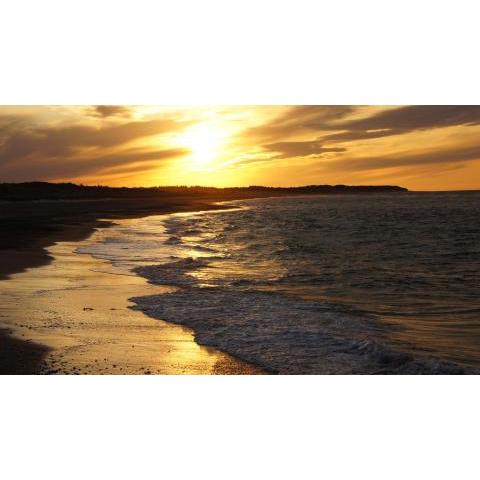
xmin=0 ymin=239 xmax=261 ymax=374
xmin=79 ymin=193 xmax=480 ymax=374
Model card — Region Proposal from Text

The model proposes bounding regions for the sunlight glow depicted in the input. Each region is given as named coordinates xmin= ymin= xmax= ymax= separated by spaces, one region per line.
xmin=176 ymin=123 xmax=227 ymax=170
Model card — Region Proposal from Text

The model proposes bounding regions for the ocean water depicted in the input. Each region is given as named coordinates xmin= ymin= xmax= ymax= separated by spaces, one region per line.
xmin=78 ymin=192 xmax=480 ymax=374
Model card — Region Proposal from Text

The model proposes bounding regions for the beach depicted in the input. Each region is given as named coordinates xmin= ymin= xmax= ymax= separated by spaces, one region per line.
xmin=0 ymin=195 xmax=270 ymax=374
xmin=0 ymin=227 xmax=263 ymax=374
xmin=104 ymin=193 xmax=479 ymax=374
xmin=0 ymin=187 xmax=346 ymax=374
xmin=2 ymin=191 xmax=479 ymax=375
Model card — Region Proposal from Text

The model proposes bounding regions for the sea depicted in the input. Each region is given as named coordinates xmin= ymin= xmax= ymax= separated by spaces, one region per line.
xmin=78 ymin=192 xmax=480 ymax=374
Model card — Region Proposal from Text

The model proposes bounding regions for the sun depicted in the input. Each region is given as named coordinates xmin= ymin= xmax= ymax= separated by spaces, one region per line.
xmin=177 ymin=123 xmax=226 ymax=169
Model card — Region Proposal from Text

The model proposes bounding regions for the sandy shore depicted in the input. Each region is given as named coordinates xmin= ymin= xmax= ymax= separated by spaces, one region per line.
xmin=0 ymin=196 xmax=250 ymax=281
xmin=0 ymin=195 xmax=272 ymax=374
xmin=0 ymin=232 xmax=264 ymax=374
xmin=2 ymin=197 xmax=267 ymax=373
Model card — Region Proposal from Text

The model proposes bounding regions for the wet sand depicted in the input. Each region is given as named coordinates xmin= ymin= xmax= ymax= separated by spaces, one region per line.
xmin=0 ymin=196 xmax=246 ymax=281
xmin=0 ymin=236 xmax=264 ymax=374
xmin=0 ymin=195 xmax=274 ymax=373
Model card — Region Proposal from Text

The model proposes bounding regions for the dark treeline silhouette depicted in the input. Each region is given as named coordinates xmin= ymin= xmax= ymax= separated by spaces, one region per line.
xmin=0 ymin=182 xmax=408 ymax=201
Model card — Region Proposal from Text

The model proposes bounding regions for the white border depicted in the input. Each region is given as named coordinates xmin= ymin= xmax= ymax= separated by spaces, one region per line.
xmin=1 ymin=0 xmax=479 ymax=104
xmin=1 ymin=1 xmax=479 ymax=479
xmin=1 ymin=376 xmax=479 ymax=480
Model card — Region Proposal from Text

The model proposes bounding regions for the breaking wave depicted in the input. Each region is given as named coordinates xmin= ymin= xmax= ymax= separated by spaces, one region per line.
xmin=80 ymin=193 xmax=480 ymax=374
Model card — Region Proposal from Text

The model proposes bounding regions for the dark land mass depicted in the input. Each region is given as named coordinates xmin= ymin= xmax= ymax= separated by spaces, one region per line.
xmin=0 ymin=182 xmax=407 ymax=202
xmin=0 ymin=181 xmax=407 ymax=374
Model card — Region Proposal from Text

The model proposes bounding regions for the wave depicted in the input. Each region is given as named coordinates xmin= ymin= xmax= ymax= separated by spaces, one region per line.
xmin=135 ymin=257 xmax=210 ymax=288
xmin=131 ymin=258 xmax=477 ymax=374
xmin=78 ymin=194 xmax=480 ymax=373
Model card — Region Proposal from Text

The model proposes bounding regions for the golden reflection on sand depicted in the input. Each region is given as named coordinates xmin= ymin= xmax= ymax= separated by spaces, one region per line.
xmin=0 ymin=239 xmax=262 ymax=374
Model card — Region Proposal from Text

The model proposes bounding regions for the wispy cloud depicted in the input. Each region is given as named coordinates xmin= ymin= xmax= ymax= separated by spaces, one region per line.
xmin=319 ymin=143 xmax=480 ymax=172
xmin=263 ymin=140 xmax=345 ymax=159
xmin=320 ymin=105 xmax=480 ymax=143
xmin=241 ymin=105 xmax=357 ymax=143
xmin=88 ymin=105 xmax=132 ymax=118
xmin=0 ymin=110 xmax=192 ymax=182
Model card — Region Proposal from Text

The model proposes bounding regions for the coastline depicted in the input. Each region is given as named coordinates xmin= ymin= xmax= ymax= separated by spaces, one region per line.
xmin=0 ymin=195 xmax=250 ymax=280
xmin=127 ymin=196 xmax=479 ymax=375
xmin=0 ymin=195 xmax=267 ymax=374
xmin=0 ymin=217 xmax=264 ymax=375
xmin=1 ymin=191 xmax=478 ymax=374
xmin=0 ymin=190 xmax=413 ymax=375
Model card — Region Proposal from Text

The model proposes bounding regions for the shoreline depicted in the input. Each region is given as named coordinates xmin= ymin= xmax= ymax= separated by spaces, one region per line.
xmin=0 ymin=218 xmax=265 ymax=375
xmin=0 ymin=197 xmax=246 ymax=281
xmin=0 ymin=195 xmax=268 ymax=374
xmin=127 ymin=198 xmax=479 ymax=375
xmin=0 ymin=191 xmax=430 ymax=375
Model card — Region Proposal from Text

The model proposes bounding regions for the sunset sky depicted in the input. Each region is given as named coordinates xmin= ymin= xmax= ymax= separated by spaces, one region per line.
xmin=1 ymin=105 xmax=480 ymax=190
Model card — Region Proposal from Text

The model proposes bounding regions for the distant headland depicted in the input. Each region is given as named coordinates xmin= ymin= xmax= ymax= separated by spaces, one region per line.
xmin=0 ymin=182 xmax=408 ymax=201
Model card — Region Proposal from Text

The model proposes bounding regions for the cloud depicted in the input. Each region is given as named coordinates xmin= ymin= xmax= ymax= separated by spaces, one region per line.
xmin=0 ymin=147 xmax=189 ymax=182
xmin=240 ymin=106 xmax=480 ymax=179
xmin=321 ymin=105 xmax=480 ymax=143
xmin=336 ymin=105 xmax=480 ymax=131
xmin=89 ymin=105 xmax=132 ymax=118
xmin=0 ymin=112 xmax=192 ymax=182
xmin=263 ymin=140 xmax=345 ymax=158
xmin=242 ymin=105 xmax=357 ymax=143
xmin=0 ymin=114 xmax=30 ymax=141
xmin=242 ymin=105 xmax=480 ymax=151
xmin=321 ymin=128 xmax=397 ymax=142
xmin=0 ymin=118 xmax=189 ymax=165
xmin=322 ymin=143 xmax=480 ymax=172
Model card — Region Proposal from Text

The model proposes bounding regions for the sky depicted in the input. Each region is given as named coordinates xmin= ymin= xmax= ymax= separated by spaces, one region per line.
xmin=1 ymin=105 xmax=480 ymax=190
